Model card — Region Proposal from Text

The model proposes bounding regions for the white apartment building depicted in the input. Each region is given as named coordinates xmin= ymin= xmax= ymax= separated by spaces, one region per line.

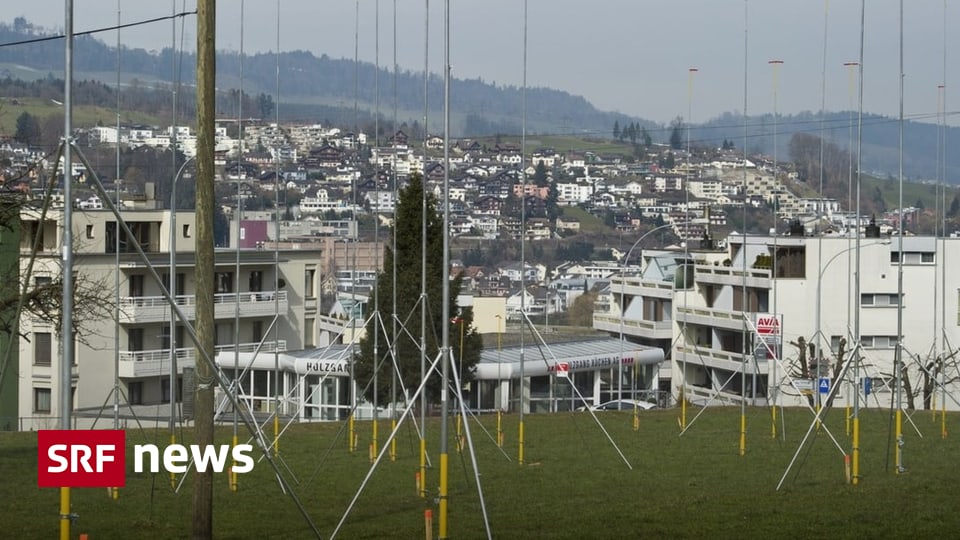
xmin=598 ymin=231 xmax=960 ymax=411
xmin=16 ymin=207 xmax=323 ymax=430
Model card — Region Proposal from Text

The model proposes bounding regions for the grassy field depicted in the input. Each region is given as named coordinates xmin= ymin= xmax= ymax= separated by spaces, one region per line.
xmin=3 ymin=406 xmax=958 ymax=539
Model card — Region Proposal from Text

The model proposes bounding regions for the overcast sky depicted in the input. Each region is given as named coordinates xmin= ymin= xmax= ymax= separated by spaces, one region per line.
xmin=6 ymin=1 xmax=956 ymax=126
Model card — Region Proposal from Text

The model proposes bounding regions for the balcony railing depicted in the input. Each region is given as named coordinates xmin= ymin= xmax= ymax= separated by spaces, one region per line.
xmin=593 ymin=314 xmax=673 ymax=339
xmin=694 ymin=264 xmax=770 ymax=288
xmin=118 ymin=340 xmax=287 ymax=378
xmin=675 ymin=305 xmax=747 ymax=332
xmin=119 ymin=290 xmax=288 ymax=323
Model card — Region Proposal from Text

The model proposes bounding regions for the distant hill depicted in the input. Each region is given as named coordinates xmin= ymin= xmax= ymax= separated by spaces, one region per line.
xmin=0 ymin=19 xmax=652 ymax=139
xmin=1 ymin=18 xmax=958 ymax=183
xmin=694 ymin=110 xmax=959 ymax=182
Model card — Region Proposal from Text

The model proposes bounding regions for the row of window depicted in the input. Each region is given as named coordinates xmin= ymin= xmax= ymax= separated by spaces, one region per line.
xmin=830 ymin=335 xmax=899 ymax=351
xmin=890 ymin=251 xmax=935 ymax=264
xmin=861 ymin=293 xmax=902 ymax=307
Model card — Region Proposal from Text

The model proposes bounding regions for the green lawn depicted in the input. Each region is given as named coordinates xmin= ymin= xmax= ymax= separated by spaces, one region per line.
xmin=3 ymin=406 xmax=958 ymax=538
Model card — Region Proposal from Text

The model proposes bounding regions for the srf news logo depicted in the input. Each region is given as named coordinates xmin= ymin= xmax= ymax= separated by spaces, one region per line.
xmin=37 ymin=430 xmax=254 ymax=488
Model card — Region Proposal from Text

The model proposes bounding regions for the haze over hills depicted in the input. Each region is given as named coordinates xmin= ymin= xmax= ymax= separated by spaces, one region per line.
xmin=1 ymin=18 xmax=959 ymax=183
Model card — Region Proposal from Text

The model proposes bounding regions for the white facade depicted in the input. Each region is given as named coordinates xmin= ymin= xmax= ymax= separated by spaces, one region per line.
xmin=595 ymin=234 xmax=960 ymax=411
xmin=15 ymin=208 xmax=321 ymax=430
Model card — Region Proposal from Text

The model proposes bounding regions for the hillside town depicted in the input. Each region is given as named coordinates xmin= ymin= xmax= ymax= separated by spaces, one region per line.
xmin=3 ymin=114 xmax=960 ymax=432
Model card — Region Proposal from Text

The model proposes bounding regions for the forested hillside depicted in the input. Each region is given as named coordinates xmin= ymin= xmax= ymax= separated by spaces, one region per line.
xmin=0 ymin=18 xmax=646 ymax=137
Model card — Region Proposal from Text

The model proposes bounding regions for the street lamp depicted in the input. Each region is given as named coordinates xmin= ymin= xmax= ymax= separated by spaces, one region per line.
xmin=813 ymin=238 xmax=889 ymax=424
xmin=618 ymin=223 xmax=675 ymax=404
xmin=168 ymin=154 xmax=194 ymax=454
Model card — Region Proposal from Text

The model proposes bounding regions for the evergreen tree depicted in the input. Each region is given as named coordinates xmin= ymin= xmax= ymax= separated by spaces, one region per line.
xmin=533 ymin=161 xmax=549 ymax=187
xmin=949 ymin=195 xmax=960 ymax=217
xmin=669 ymin=116 xmax=684 ymax=149
xmin=641 ymin=127 xmax=652 ymax=148
xmin=613 ymin=121 xmax=620 ymax=140
xmin=354 ymin=173 xmax=482 ymax=405
xmin=14 ymin=112 xmax=40 ymax=146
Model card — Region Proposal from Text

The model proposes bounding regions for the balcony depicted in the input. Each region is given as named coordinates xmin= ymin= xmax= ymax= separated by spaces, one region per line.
xmin=118 ymin=340 xmax=287 ymax=378
xmin=593 ymin=314 xmax=673 ymax=340
xmin=119 ymin=290 xmax=288 ymax=324
xmin=611 ymin=275 xmax=674 ymax=299
xmin=675 ymin=306 xmax=747 ymax=332
xmin=694 ymin=264 xmax=770 ymax=289
xmin=674 ymin=344 xmax=759 ymax=374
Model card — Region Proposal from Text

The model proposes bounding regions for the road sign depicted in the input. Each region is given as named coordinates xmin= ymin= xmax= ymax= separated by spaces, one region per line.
xmin=819 ymin=377 xmax=830 ymax=394
xmin=793 ymin=379 xmax=813 ymax=396
xmin=863 ymin=377 xmax=872 ymax=396
xmin=556 ymin=362 xmax=569 ymax=378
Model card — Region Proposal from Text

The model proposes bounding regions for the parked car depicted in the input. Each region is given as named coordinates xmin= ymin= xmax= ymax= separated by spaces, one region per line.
xmin=577 ymin=399 xmax=657 ymax=412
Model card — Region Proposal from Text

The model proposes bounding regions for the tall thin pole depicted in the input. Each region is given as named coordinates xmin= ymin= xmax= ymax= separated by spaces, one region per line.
xmin=193 ymin=0 xmax=216 ymax=535
xmin=372 ymin=0 xmax=381 ymax=461
xmin=231 ymin=0 xmax=244 ymax=492
xmin=349 ymin=0 xmax=359 ymax=454
xmin=389 ymin=0 xmax=398 ymax=463
xmin=843 ymin=60 xmax=858 ymax=437
xmin=111 ymin=0 xmax=122 ymax=501
xmin=939 ymin=0 xmax=948 ymax=440
xmin=438 ymin=3 xmax=451 ymax=537
xmin=273 ymin=0 xmax=282 ymax=459
xmin=517 ymin=0 xmax=528 ymax=466
xmin=59 ymin=1 xmax=75 ymax=537
xmin=419 ymin=0 xmax=430 ymax=499
xmin=739 ymin=0 xmax=748 ymax=458
xmin=768 ymin=57 xmax=782 ymax=426
xmin=852 ymin=0 xmax=866 ymax=485
xmin=681 ymin=67 xmax=696 ymax=431
xmin=893 ymin=0 xmax=904 ymax=474
xmin=168 ymin=0 xmax=180 ymax=491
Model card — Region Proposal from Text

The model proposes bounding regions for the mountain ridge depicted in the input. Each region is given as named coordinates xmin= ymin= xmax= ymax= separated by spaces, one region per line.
xmin=1 ymin=18 xmax=958 ymax=183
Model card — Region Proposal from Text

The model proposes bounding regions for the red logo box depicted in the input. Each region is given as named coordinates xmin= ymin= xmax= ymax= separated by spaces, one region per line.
xmin=37 ymin=430 xmax=126 ymax=488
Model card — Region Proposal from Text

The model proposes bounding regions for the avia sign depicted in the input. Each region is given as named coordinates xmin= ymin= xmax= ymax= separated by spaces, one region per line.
xmin=37 ymin=430 xmax=254 ymax=488
xmin=755 ymin=314 xmax=781 ymax=336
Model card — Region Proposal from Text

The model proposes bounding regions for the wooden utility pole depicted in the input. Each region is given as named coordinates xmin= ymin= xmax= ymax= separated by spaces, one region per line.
xmin=193 ymin=0 xmax=215 ymax=537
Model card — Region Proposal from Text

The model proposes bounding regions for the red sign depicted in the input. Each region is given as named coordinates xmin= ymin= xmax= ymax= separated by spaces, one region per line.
xmin=37 ymin=430 xmax=126 ymax=488
xmin=756 ymin=315 xmax=781 ymax=335
xmin=556 ymin=362 xmax=570 ymax=378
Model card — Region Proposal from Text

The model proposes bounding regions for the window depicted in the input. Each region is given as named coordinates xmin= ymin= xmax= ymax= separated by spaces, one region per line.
xmin=34 ymin=332 xmax=52 ymax=366
xmin=892 ymin=251 xmax=935 ymax=264
xmin=128 ymin=381 xmax=143 ymax=405
xmin=252 ymin=320 xmax=263 ymax=343
xmin=215 ymin=272 xmax=234 ymax=294
xmin=862 ymin=335 xmax=899 ymax=349
xmin=862 ymin=293 xmax=902 ymax=307
xmin=305 ymin=317 xmax=315 ymax=348
xmin=161 ymin=378 xmax=171 ymax=403
xmin=249 ymin=271 xmax=263 ymax=293
xmin=830 ymin=335 xmax=845 ymax=353
xmin=160 ymin=273 xmax=186 ymax=297
xmin=305 ymin=267 xmax=316 ymax=298
xmin=85 ymin=224 xmax=95 ymax=239
xmin=128 ymin=328 xmax=144 ymax=352
xmin=34 ymin=388 xmax=51 ymax=413
xmin=128 ymin=274 xmax=145 ymax=297
xmin=182 ymin=224 xmax=191 ymax=238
